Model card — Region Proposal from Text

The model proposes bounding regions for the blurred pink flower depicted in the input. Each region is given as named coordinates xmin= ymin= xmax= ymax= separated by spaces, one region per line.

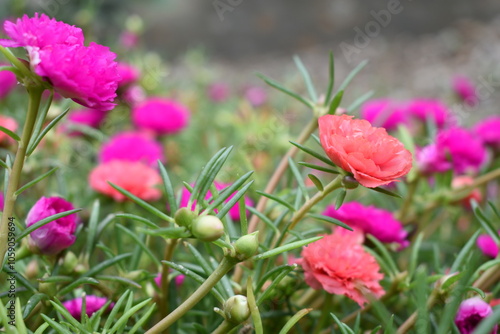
xmin=179 ymin=182 xmax=253 ymax=221
xmin=99 ymin=131 xmax=164 ymax=167
xmin=453 ymin=75 xmax=478 ymax=106
xmin=0 ymin=193 xmax=4 ymax=211
xmin=119 ymin=31 xmax=138 ymax=49
xmin=132 ymin=98 xmax=190 ymax=135
xmin=122 ymin=85 xmax=146 ymax=105
xmin=455 ymin=297 xmax=498 ymax=334
xmin=0 ymin=115 xmax=18 ymax=144
xmin=474 ymin=116 xmax=500 ymax=151
xmin=360 ymin=99 xmax=408 ymax=131
xmin=207 ymin=83 xmax=230 ymax=102
xmin=116 ymin=62 xmax=140 ymax=88
xmin=0 ymin=64 xmax=17 ymax=99
xmin=406 ymin=99 xmax=453 ymax=128
xmin=297 ymin=229 xmax=385 ymax=306
xmin=323 ymin=201 xmax=409 ymax=249
xmin=417 ymin=127 xmax=486 ymax=174
xmin=154 ymin=272 xmax=185 ymax=289
xmin=26 ymin=196 xmax=78 ymax=255
xmin=62 ymin=295 xmax=112 ymax=319
xmin=244 ymin=86 xmax=267 ymax=107
xmin=65 ymin=108 xmax=107 ymax=133
xmin=451 ymin=176 xmax=482 ymax=208
xmin=89 ymin=160 xmax=162 ymax=202
xmin=477 ymin=233 xmax=499 ymax=258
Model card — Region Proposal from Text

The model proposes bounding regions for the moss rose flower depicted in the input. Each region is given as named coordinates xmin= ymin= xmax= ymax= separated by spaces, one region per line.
xmin=455 ymin=297 xmax=498 ymax=334
xmin=319 ymin=115 xmax=412 ymax=188
xmin=298 ymin=229 xmax=385 ymax=306
xmin=62 ymin=295 xmax=112 ymax=319
xmin=132 ymin=98 xmax=190 ymax=135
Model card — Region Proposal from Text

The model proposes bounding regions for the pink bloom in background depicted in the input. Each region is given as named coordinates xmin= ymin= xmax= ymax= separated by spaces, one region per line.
xmin=244 ymin=86 xmax=267 ymax=107
xmin=455 ymin=297 xmax=498 ymax=334
xmin=0 ymin=64 xmax=17 ymax=99
xmin=119 ymin=31 xmax=138 ymax=49
xmin=451 ymin=176 xmax=482 ymax=208
xmin=207 ymin=83 xmax=230 ymax=102
xmin=154 ymin=273 xmax=185 ymax=289
xmin=64 ymin=108 xmax=107 ymax=134
xmin=26 ymin=196 xmax=79 ymax=255
xmin=474 ymin=116 xmax=500 ymax=151
xmin=323 ymin=202 xmax=409 ymax=249
xmin=132 ymin=98 xmax=190 ymax=135
xmin=62 ymin=295 xmax=112 ymax=319
xmin=476 ymin=233 xmax=499 ymax=258
xmin=417 ymin=127 xmax=486 ymax=174
xmin=0 ymin=115 xmax=18 ymax=144
xmin=179 ymin=182 xmax=253 ymax=221
xmin=0 ymin=193 xmax=4 ymax=211
xmin=116 ymin=62 xmax=140 ymax=88
xmin=122 ymin=85 xmax=146 ymax=105
xmin=298 ymin=229 xmax=385 ymax=306
xmin=360 ymin=99 xmax=408 ymax=131
xmin=319 ymin=115 xmax=413 ymax=188
xmin=453 ymin=75 xmax=478 ymax=106
xmin=406 ymin=99 xmax=453 ymax=128
xmin=99 ymin=131 xmax=164 ymax=167
xmin=89 ymin=160 xmax=162 ymax=202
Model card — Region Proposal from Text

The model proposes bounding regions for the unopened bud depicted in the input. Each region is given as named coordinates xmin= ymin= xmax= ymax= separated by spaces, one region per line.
xmin=174 ymin=207 xmax=197 ymax=228
xmin=192 ymin=215 xmax=224 ymax=242
xmin=60 ymin=251 xmax=78 ymax=274
xmin=224 ymin=295 xmax=250 ymax=324
xmin=234 ymin=231 xmax=259 ymax=259
xmin=342 ymin=175 xmax=359 ymax=189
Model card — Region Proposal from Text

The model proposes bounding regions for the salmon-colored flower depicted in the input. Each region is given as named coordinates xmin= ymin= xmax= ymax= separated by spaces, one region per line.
xmin=297 ymin=229 xmax=385 ymax=306
xmin=0 ymin=115 xmax=18 ymax=144
xmin=319 ymin=115 xmax=413 ymax=188
xmin=89 ymin=161 xmax=162 ymax=201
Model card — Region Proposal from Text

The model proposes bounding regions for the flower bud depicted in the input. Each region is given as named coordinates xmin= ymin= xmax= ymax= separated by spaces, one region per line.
xmin=223 ymin=295 xmax=250 ymax=324
xmin=341 ymin=175 xmax=359 ymax=189
xmin=234 ymin=231 xmax=259 ymax=260
xmin=174 ymin=207 xmax=197 ymax=228
xmin=60 ymin=251 xmax=78 ymax=274
xmin=191 ymin=215 xmax=224 ymax=242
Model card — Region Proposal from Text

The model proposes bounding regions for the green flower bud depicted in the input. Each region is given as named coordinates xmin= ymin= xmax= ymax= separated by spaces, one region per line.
xmin=234 ymin=231 xmax=259 ymax=260
xmin=174 ymin=207 xmax=197 ymax=228
xmin=60 ymin=251 xmax=78 ymax=274
xmin=192 ymin=215 xmax=224 ymax=242
xmin=342 ymin=175 xmax=359 ymax=189
xmin=223 ymin=295 xmax=250 ymax=324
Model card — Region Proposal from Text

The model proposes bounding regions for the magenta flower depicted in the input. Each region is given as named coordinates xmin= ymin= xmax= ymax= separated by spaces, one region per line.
xmin=119 ymin=31 xmax=139 ymax=49
xmin=474 ymin=116 xmax=500 ymax=151
xmin=26 ymin=196 xmax=79 ymax=255
xmin=116 ymin=62 xmax=140 ymax=88
xmin=64 ymin=108 xmax=107 ymax=134
xmin=244 ymin=86 xmax=267 ymax=107
xmin=323 ymin=201 xmax=409 ymax=249
xmin=99 ymin=131 xmax=164 ymax=167
xmin=207 ymin=83 xmax=230 ymax=102
xmin=0 ymin=192 xmax=4 ymax=211
xmin=477 ymin=233 xmax=499 ymax=258
xmin=455 ymin=297 xmax=498 ymax=334
xmin=62 ymin=295 xmax=112 ymax=319
xmin=132 ymin=98 xmax=190 ymax=135
xmin=417 ymin=127 xmax=486 ymax=174
xmin=0 ymin=63 xmax=17 ymax=99
xmin=154 ymin=272 xmax=185 ymax=289
xmin=453 ymin=75 xmax=478 ymax=106
xmin=360 ymin=98 xmax=408 ymax=131
xmin=406 ymin=98 xmax=453 ymax=128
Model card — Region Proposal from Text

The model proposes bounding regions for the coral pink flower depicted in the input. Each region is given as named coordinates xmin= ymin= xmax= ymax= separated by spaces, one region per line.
xmin=0 ymin=115 xmax=18 ymax=144
xmin=132 ymin=98 xmax=190 ymax=135
xmin=319 ymin=115 xmax=413 ymax=188
xmin=360 ymin=99 xmax=408 ymax=131
xmin=89 ymin=161 xmax=162 ymax=202
xmin=207 ymin=83 xmax=230 ymax=102
xmin=62 ymin=295 xmax=112 ymax=319
xmin=26 ymin=197 xmax=79 ymax=255
xmin=179 ymin=182 xmax=253 ymax=221
xmin=99 ymin=131 xmax=164 ymax=167
xmin=417 ymin=127 xmax=486 ymax=174
xmin=0 ymin=64 xmax=17 ymax=99
xmin=455 ymin=297 xmax=498 ymax=334
xmin=297 ymin=229 xmax=385 ymax=306
xmin=244 ymin=86 xmax=267 ymax=107
xmin=474 ymin=116 xmax=500 ymax=151
xmin=323 ymin=202 xmax=409 ymax=249
xmin=116 ymin=62 xmax=139 ymax=88
xmin=477 ymin=233 xmax=499 ymax=258
xmin=453 ymin=75 xmax=478 ymax=106
xmin=406 ymin=99 xmax=453 ymax=128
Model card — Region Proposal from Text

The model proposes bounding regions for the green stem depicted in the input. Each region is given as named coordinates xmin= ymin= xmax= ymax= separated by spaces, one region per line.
xmin=313 ymin=293 xmax=332 ymax=334
xmin=146 ymin=256 xmax=238 ymax=333
xmin=0 ymin=86 xmax=43 ymax=264
xmin=212 ymin=320 xmax=237 ymax=334
xmin=0 ymin=46 xmax=33 ymax=79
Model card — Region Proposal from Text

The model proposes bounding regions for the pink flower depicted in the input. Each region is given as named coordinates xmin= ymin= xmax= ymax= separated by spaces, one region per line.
xmin=122 ymin=85 xmax=146 ymax=105
xmin=62 ymin=295 xmax=112 ymax=319
xmin=0 ymin=64 xmax=17 ymax=99
xmin=207 ymin=83 xmax=230 ymax=102
xmin=477 ymin=233 xmax=499 ymax=258
xmin=453 ymin=75 xmax=478 ymax=106
xmin=244 ymin=86 xmax=267 ymax=107
xmin=455 ymin=297 xmax=498 ymax=334
xmin=406 ymin=99 xmax=453 ymax=128
xmin=116 ymin=62 xmax=140 ymax=88
xmin=0 ymin=115 xmax=18 ymax=144
xmin=474 ymin=116 xmax=500 ymax=151
xmin=417 ymin=127 xmax=486 ymax=174
xmin=179 ymin=182 xmax=253 ymax=221
xmin=26 ymin=196 xmax=79 ymax=255
xmin=119 ymin=31 xmax=138 ymax=49
xmin=89 ymin=161 xmax=162 ymax=202
xmin=319 ymin=115 xmax=413 ymax=188
xmin=63 ymin=108 xmax=107 ymax=135
xmin=323 ymin=202 xmax=409 ymax=249
xmin=132 ymin=98 xmax=190 ymax=135
xmin=99 ymin=131 xmax=164 ymax=167
xmin=360 ymin=99 xmax=408 ymax=131
xmin=154 ymin=273 xmax=185 ymax=288
xmin=0 ymin=193 xmax=4 ymax=211
xmin=297 ymin=229 xmax=385 ymax=306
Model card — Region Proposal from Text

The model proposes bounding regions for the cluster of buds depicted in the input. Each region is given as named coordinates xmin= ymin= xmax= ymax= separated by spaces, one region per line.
xmin=174 ymin=207 xmax=224 ymax=242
